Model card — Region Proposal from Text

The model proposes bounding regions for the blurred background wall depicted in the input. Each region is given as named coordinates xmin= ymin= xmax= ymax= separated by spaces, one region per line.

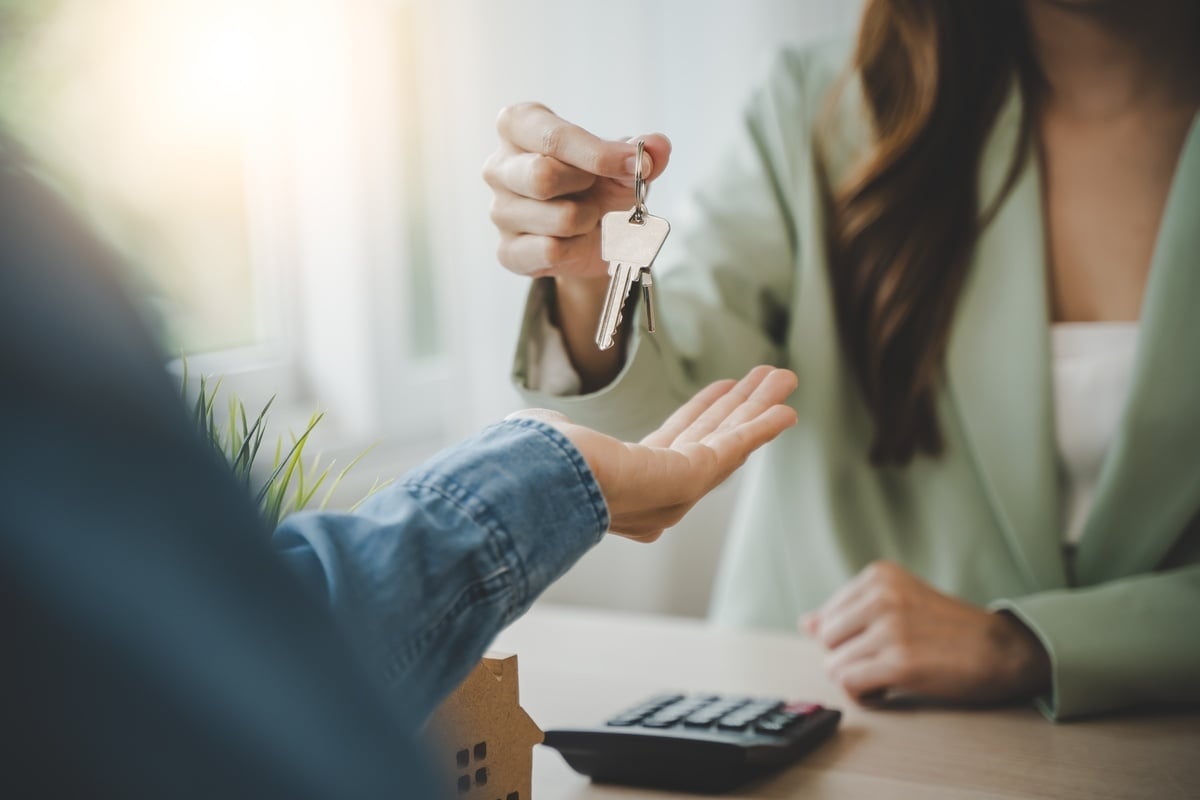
xmin=2 ymin=0 xmax=862 ymax=618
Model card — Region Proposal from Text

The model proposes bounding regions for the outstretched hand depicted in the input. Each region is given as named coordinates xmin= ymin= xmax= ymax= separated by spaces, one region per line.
xmin=510 ymin=366 xmax=798 ymax=541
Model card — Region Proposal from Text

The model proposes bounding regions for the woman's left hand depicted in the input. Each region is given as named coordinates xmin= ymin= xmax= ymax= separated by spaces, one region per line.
xmin=801 ymin=561 xmax=1051 ymax=705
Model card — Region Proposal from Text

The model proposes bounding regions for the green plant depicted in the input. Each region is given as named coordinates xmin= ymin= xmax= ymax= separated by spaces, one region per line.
xmin=183 ymin=362 xmax=390 ymax=529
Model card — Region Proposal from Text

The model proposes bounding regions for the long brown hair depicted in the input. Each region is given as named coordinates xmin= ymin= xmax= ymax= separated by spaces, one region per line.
xmin=826 ymin=0 xmax=1037 ymax=466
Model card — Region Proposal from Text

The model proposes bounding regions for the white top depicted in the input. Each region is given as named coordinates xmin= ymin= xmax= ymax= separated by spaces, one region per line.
xmin=525 ymin=299 xmax=584 ymax=397
xmin=1051 ymin=322 xmax=1140 ymax=546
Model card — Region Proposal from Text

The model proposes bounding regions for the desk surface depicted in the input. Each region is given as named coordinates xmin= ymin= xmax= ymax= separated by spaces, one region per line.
xmin=493 ymin=605 xmax=1200 ymax=799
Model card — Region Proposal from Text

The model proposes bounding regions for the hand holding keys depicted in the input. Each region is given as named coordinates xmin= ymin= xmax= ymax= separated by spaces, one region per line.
xmin=595 ymin=139 xmax=670 ymax=351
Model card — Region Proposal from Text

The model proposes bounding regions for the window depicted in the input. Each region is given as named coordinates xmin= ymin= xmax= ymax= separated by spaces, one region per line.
xmin=4 ymin=0 xmax=456 ymax=485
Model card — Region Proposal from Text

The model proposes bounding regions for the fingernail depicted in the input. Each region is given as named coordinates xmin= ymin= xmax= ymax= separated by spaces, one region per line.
xmin=623 ymin=152 xmax=650 ymax=176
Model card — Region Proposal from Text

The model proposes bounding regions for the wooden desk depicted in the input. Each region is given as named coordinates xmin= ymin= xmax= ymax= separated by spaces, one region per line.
xmin=493 ymin=605 xmax=1200 ymax=799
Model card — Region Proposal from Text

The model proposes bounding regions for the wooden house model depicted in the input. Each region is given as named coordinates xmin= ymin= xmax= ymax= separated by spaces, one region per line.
xmin=428 ymin=653 xmax=543 ymax=800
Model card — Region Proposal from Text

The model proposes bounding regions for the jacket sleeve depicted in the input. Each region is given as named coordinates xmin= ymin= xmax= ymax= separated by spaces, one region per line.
xmin=273 ymin=418 xmax=609 ymax=725
xmin=511 ymin=49 xmax=823 ymax=441
xmin=993 ymin=531 xmax=1200 ymax=720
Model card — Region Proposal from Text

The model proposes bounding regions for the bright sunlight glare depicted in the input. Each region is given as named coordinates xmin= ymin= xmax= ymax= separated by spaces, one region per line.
xmin=4 ymin=0 xmax=352 ymax=353
xmin=178 ymin=18 xmax=265 ymax=132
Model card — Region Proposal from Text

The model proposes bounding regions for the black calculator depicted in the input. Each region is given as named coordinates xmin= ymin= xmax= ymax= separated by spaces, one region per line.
xmin=541 ymin=692 xmax=841 ymax=793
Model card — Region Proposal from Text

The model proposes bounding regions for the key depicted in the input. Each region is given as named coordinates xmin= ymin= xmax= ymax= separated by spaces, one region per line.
xmin=594 ymin=139 xmax=670 ymax=350
xmin=640 ymin=269 xmax=655 ymax=334
xmin=595 ymin=259 xmax=637 ymax=351
xmin=594 ymin=213 xmax=669 ymax=349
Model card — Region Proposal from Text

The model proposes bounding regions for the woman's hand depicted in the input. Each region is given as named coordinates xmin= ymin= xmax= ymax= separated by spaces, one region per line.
xmin=483 ymin=102 xmax=672 ymax=281
xmin=802 ymin=561 xmax=1051 ymax=706
xmin=510 ymin=365 xmax=797 ymax=542
xmin=483 ymin=103 xmax=673 ymax=388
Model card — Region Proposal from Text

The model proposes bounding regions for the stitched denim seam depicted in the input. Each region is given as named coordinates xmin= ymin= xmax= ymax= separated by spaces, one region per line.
xmin=380 ymin=480 xmax=520 ymax=684
xmin=383 ymin=564 xmax=512 ymax=685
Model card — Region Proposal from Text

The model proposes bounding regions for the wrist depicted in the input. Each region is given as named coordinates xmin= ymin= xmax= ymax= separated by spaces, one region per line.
xmin=550 ymin=275 xmax=627 ymax=391
xmin=991 ymin=611 xmax=1052 ymax=699
xmin=552 ymin=274 xmax=610 ymax=323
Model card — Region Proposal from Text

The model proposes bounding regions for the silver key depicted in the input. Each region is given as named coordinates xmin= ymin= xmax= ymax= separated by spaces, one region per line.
xmin=595 ymin=259 xmax=638 ymax=351
xmin=594 ymin=139 xmax=670 ymax=350
xmin=594 ymin=212 xmax=669 ymax=349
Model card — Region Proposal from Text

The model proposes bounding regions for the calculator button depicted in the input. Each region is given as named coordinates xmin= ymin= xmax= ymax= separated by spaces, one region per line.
xmin=782 ymin=701 xmax=822 ymax=715
xmin=640 ymin=709 xmax=690 ymax=728
xmin=755 ymin=718 xmax=787 ymax=734
xmin=755 ymin=710 xmax=806 ymax=734
xmin=716 ymin=712 xmax=757 ymax=727
xmin=605 ymin=716 xmax=642 ymax=727
xmin=739 ymin=700 xmax=783 ymax=720
xmin=687 ymin=710 xmax=736 ymax=726
xmin=641 ymin=716 xmax=682 ymax=729
xmin=683 ymin=715 xmax=723 ymax=726
xmin=716 ymin=718 xmax=751 ymax=731
xmin=609 ymin=694 xmax=683 ymax=724
xmin=682 ymin=717 xmax=716 ymax=728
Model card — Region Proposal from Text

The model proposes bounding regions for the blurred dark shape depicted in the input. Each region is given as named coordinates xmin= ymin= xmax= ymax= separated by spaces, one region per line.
xmin=0 ymin=137 xmax=431 ymax=797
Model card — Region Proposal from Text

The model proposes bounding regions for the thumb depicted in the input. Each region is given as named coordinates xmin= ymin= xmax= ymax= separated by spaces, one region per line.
xmin=613 ymin=133 xmax=672 ymax=188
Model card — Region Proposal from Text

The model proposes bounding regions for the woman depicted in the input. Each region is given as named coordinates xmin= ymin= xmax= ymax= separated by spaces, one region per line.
xmin=484 ymin=0 xmax=1200 ymax=719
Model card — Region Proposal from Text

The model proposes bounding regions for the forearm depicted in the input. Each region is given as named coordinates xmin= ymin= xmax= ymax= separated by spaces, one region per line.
xmin=273 ymin=419 xmax=609 ymax=725
xmin=552 ymin=275 xmax=627 ymax=391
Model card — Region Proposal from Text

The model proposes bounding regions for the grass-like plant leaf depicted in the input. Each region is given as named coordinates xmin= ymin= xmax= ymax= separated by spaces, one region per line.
xmin=180 ymin=360 xmax=386 ymax=530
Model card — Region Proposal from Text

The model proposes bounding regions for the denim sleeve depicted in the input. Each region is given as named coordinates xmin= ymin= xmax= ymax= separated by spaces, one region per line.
xmin=272 ymin=417 xmax=610 ymax=725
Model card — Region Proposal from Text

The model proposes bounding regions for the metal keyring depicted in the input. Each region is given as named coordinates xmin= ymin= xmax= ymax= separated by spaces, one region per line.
xmin=631 ymin=138 xmax=647 ymax=224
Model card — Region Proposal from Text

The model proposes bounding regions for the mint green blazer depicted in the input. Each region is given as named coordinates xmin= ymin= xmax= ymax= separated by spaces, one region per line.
xmin=512 ymin=42 xmax=1200 ymax=720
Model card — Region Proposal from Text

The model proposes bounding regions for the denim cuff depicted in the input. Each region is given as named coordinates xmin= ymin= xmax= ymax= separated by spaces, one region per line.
xmin=400 ymin=417 xmax=610 ymax=615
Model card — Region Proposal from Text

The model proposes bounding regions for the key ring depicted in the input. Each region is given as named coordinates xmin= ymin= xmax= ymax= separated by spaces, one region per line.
xmin=631 ymin=138 xmax=647 ymax=224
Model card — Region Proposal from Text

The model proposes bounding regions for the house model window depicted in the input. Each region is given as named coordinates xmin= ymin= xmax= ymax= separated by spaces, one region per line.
xmin=429 ymin=653 xmax=543 ymax=800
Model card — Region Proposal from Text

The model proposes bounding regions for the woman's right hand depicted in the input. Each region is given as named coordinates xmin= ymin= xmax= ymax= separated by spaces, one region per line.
xmin=483 ymin=103 xmax=672 ymax=281
xmin=483 ymin=103 xmax=672 ymax=389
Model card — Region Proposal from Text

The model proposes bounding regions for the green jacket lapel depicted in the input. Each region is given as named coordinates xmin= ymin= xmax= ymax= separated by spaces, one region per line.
xmin=1075 ymin=115 xmax=1200 ymax=585
xmin=946 ymin=85 xmax=1067 ymax=592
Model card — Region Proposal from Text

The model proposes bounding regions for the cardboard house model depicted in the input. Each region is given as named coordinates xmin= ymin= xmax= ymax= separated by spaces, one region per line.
xmin=428 ymin=653 xmax=543 ymax=800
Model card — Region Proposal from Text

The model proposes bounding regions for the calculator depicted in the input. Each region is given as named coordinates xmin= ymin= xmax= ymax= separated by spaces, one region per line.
xmin=541 ymin=692 xmax=842 ymax=793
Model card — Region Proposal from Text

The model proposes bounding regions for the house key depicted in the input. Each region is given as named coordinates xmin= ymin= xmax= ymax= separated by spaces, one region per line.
xmin=594 ymin=138 xmax=670 ymax=351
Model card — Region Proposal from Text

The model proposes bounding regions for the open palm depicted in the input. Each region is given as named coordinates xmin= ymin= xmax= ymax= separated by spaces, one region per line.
xmin=513 ymin=366 xmax=798 ymax=541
